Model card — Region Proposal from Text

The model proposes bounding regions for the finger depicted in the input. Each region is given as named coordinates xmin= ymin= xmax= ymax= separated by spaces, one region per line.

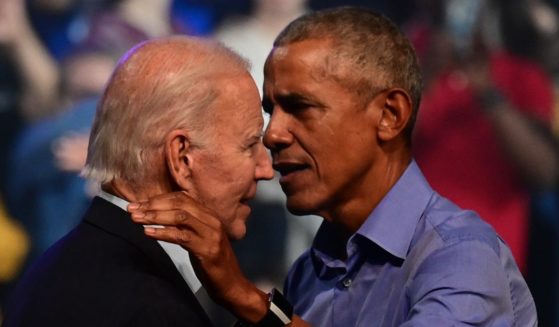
xmin=134 ymin=208 xmax=222 ymax=237
xmin=131 ymin=208 xmax=196 ymax=226
xmin=144 ymin=225 xmax=226 ymax=257
xmin=130 ymin=205 xmax=222 ymax=229
xmin=128 ymin=193 xmax=220 ymax=228
xmin=144 ymin=225 xmax=197 ymax=246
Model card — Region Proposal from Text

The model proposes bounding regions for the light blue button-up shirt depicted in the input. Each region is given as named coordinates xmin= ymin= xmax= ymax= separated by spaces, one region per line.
xmin=284 ymin=161 xmax=536 ymax=326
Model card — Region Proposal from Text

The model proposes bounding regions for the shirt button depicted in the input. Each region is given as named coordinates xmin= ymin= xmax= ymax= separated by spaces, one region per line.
xmin=342 ymin=278 xmax=352 ymax=288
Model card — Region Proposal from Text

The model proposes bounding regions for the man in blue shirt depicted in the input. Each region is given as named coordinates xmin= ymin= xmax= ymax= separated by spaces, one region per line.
xmin=128 ymin=7 xmax=537 ymax=326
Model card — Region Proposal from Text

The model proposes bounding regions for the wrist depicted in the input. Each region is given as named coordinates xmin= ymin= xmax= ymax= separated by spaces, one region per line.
xmin=235 ymin=288 xmax=294 ymax=327
xmin=227 ymin=281 xmax=269 ymax=324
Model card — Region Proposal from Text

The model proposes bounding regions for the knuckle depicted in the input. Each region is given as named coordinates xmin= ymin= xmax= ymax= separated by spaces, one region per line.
xmin=137 ymin=201 xmax=149 ymax=210
xmin=171 ymin=194 xmax=182 ymax=208
xmin=175 ymin=211 xmax=188 ymax=224
xmin=176 ymin=230 xmax=191 ymax=244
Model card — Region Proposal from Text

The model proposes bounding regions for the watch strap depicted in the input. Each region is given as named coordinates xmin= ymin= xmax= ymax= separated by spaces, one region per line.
xmin=234 ymin=288 xmax=293 ymax=327
xmin=256 ymin=288 xmax=293 ymax=326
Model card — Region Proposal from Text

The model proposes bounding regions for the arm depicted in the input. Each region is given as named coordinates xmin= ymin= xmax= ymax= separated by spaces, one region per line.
xmin=467 ymin=59 xmax=559 ymax=189
xmin=0 ymin=0 xmax=60 ymax=122
xmin=402 ymin=239 xmax=536 ymax=326
xmin=128 ymin=192 xmax=310 ymax=326
xmin=482 ymin=99 xmax=558 ymax=189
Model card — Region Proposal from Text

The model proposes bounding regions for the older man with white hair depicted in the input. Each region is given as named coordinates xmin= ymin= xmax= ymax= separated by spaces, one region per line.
xmin=3 ymin=35 xmax=273 ymax=327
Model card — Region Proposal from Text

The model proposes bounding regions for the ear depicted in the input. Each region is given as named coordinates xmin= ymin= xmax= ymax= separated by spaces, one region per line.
xmin=165 ymin=130 xmax=193 ymax=190
xmin=376 ymin=88 xmax=413 ymax=142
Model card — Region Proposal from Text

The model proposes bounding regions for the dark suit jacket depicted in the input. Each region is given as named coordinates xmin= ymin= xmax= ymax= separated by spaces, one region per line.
xmin=3 ymin=197 xmax=213 ymax=327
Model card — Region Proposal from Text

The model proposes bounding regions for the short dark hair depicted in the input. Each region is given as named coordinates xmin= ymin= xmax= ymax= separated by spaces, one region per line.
xmin=274 ymin=6 xmax=423 ymax=140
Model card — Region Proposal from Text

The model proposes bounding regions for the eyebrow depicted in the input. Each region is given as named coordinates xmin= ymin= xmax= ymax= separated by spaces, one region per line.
xmin=278 ymin=93 xmax=306 ymax=103
xmin=263 ymin=92 xmax=325 ymax=112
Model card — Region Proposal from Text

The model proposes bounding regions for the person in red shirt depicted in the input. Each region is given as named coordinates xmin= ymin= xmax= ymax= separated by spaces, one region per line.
xmin=412 ymin=0 xmax=558 ymax=272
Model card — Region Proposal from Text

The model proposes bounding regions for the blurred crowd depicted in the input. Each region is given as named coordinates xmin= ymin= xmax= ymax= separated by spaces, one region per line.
xmin=1 ymin=0 xmax=559 ymax=325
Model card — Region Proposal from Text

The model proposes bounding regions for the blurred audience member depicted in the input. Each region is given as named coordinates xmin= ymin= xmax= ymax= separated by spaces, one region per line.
xmin=27 ymin=0 xmax=90 ymax=60
xmin=0 ymin=0 xmax=61 ymax=122
xmin=413 ymin=0 xmax=558 ymax=274
xmin=59 ymin=49 xmax=116 ymax=107
xmin=81 ymin=0 xmax=174 ymax=58
xmin=0 ymin=198 xmax=28 ymax=322
xmin=4 ymin=98 xmax=99 ymax=271
xmin=518 ymin=3 xmax=559 ymax=325
xmin=215 ymin=0 xmax=309 ymax=90
xmin=0 ymin=52 xmax=24 ymax=195
xmin=0 ymin=200 xmax=29 ymax=280
xmin=0 ymin=0 xmax=57 ymax=314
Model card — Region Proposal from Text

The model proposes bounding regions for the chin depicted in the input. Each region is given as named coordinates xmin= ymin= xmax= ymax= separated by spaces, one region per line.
xmin=223 ymin=206 xmax=251 ymax=240
xmin=228 ymin=223 xmax=247 ymax=241
xmin=285 ymin=198 xmax=319 ymax=216
xmin=229 ymin=215 xmax=249 ymax=241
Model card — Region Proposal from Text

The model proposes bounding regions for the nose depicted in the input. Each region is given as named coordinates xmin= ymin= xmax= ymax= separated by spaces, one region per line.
xmin=255 ymin=143 xmax=274 ymax=181
xmin=263 ymin=109 xmax=293 ymax=151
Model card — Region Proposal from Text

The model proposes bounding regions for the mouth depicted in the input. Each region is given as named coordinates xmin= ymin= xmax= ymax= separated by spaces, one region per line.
xmin=240 ymin=186 xmax=258 ymax=204
xmin=273 ymin=161 xmax=309 ymax=179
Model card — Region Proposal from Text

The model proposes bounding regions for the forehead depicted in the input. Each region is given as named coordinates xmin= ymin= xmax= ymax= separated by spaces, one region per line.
xmin=264 ymin=39 xmax=358 ymax=102
xmin=213 ymin=74 xmax=264 ymax=134
xmin=266 ymin=39 xmax=334 ymax=79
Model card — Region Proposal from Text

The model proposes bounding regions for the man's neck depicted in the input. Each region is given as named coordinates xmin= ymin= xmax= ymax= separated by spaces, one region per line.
xmin=101 ymin=179 xmax=165 ymax=203
xmin=323 ymin=155 xmax=412 ymax=233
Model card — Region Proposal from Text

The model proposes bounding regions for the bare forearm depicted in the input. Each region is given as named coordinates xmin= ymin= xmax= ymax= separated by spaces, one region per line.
xmin=219 ymin=279 xmax=269 ymax=323
xmin=12 ymin=25 xmax=60 ymax=121
xmin=487 ymin=102 xmax=559 ymax=189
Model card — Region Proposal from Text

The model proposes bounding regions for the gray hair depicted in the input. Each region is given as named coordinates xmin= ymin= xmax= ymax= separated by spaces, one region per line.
xmin=82 ymin=36 xmax=250 ymax=186
xmin=273 ymin=6 xmax=423 ymax=141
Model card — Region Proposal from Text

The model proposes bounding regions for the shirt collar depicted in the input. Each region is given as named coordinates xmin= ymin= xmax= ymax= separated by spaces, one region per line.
xmin=98 ymin=190 xmax=202 ymax=293
xmin=356 ymin=160 xmax=434 ymax=259
xmin=312 ymin=160 xmax=434 ymax=263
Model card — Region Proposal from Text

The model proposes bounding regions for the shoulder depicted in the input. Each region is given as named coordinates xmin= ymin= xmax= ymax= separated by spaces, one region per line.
xmin=401 ymin=194 xmax=536 ymax=325
xmin=419 ymin=193 xmax=502 ymax=256
xmin=6 ymin=221 xmax=141 ymax=307
xmin=5 ymin=227 xmax=208 ymax=326
xmin=405 ymin=193 xmax=514 ymax=298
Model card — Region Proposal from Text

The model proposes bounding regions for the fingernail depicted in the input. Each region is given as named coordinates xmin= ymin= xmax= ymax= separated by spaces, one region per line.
xmin=144 ymin=227 xmax=156 ymax=235
xmin=131 ymin=212 xmax=145 ymax=220
xmin=127 ymin=203 xmax=140 ymax=211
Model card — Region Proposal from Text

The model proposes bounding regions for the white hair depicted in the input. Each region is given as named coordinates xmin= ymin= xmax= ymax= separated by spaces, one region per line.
xmin=82 ymin=36 xmax=250 ymax=186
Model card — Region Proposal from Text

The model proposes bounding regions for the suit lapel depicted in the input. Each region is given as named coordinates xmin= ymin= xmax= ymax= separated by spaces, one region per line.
xmin=83 ymin=197 xmax=213 ymax=325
